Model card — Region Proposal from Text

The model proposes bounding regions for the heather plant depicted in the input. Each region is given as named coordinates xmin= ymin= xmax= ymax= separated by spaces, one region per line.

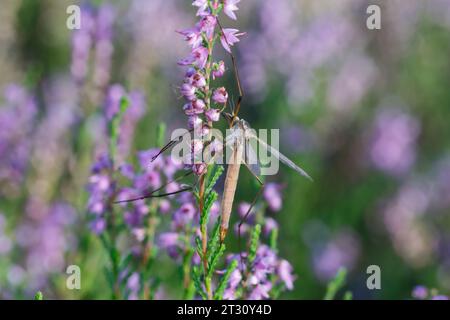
xmin=83 ymin=0 xmax=299 ymax=300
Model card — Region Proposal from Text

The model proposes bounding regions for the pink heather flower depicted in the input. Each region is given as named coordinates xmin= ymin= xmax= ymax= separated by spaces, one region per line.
xmin=223 ymin=0 xmax=240 ymax=20
xmin=212 ymin=87 xmax=228 ymax=104
xmin=198 ymin=15 xmax=217 ymax=39
xmin=248 ymin=282 xmax=272 ymax=300
xmin=432 ymin=295 xmax=449 ymax=300
xmin=159 ymin=199 xmax=171 ymax=214
xmin=193 ymin=162 xmax=207 ymax=175
xmin=220 ymin=28 xmax=245 ymax=53
xmin=177 ymin=28 xmax=202 ymax=49
xmin=191 ymin=139 xmax=204 ymax=156
xmin=412 ymin=286 xmax=428 ymax=299
xmin=185 ymin=67 xmax=196 ymax=78
xmin=192 ymin=46 xmax=209 ymax=69
xmin=188 ymin=115 xmax=203 ymax=130
xmin=277 ymin=260 xmax=295 ymax=290
xmin=190 ymin=72 xmax=206 ymax=88
xmin=205 ymin=108 xmax=221 ymax=122
xmin=237 ymin=202 xmax=252 ymax=219
xmin=180 ymin=83 xmax=196 ymax=101
xmin=263 ymin=183 xmax=282 ymax=212
xmin=195 ymin=123 xmax=210 ymax=137
xmin=192 ymin=0 xmax=209 ymax=16
xmin=209 ymin=138 xmax=224 ymax=155
xmin=158 ymin=232 xmax=179 ymax=249
xmin=263 ymin=217 xmax=278 ymax=236
xmin=183 ymin=99 xmax=206 ymax=115
xmin=212 ymin=61 xmax=225 ymax=79
xmin=178 ymin=46 xmax=209 ymax=69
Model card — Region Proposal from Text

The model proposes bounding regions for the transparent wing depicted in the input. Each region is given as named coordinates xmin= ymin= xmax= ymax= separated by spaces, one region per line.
xmin=243 ymin=137 xmax=261 ymax=177
xmin=248 ymin=132 xmax=313 ymax=181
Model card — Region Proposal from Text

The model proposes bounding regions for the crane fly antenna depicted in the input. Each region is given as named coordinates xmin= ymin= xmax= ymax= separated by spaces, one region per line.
xmin=216 ymin=18 xmax=244 ymax=127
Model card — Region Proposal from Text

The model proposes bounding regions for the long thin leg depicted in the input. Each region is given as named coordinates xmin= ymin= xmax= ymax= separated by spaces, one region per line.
xmin=216 ymin=18 xmax=244 ymax=127
xmin=151 ymin=129 xmax=194 ymax=162
xmin=114 ymin=170 xmax=193 ymax=204
xmin=237 ymin=163 xmax=265 ymax=275
xmin=114 ymin=187 xmax=193 ymax=204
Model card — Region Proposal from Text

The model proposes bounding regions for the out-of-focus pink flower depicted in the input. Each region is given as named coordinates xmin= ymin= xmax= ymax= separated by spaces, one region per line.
xmin=212 ymin=87 xmax=228 ymax=104
xmin=263 ymin=183 xmax=283 ymax=212
xmin=237 ymin=202 xmax=252 ymax=219
xmin=158 ymin=232 xmax=179 ymax=249
xmin=263 ymin=217 xmax=278 ymax=236
xmin=220 ymin=28 xmax=245 ymax=53
xmin=412 ymin=285 xmax=428 ymax=299
xmin=277 ymin=260 xmax=295 ymax=290
xmin=369 ymin=107 xmax=420 ymax=177
xmin=223 ymin=0 xmax=240 ymax=20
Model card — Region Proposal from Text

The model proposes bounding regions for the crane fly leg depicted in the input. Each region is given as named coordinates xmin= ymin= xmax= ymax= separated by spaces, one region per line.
xmin=113 ymin=170 xmax=194 ymax=204
xmin=237 ymin=163 xmax=265 ymax=275
xmin=216 ymin=18 xmax=244 ymax=127
xmin=151 ymin=129 xmax=194 ymax=163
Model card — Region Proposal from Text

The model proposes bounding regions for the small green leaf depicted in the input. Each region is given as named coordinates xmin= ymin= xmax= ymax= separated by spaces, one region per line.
xmin=200 ymin=191 xmax=218 ymax=229
xmin=269 ymin=228 xmax=278 ymax=253
xmin=109 ymin=96 xmax=130 ymax=166
xmin=207 ymin=217 xmax=222 ymax=262
xmin=247 ymin=224 xmax=261 ymax=267
xmin=156 ymin=123 xmax=166 ymax=148
xmin=34 ymin=291 xmax=43 ymax=300
xmin=192 ymin=266 xmax=207 ymax=300
xmin=214 ymin=259 xmax=238 ymax=300
xmin=205 ymin=165 xmax=224 ymax=197
xmin=344 ymin=291 xmax=353 ymax=300
xmin=195 ymin=236 xmax=203 ymax=258
xmin=324 ymin=268 xmax=347 ymax=300
xmin=208 ymin=243 xmax=225 ymax=278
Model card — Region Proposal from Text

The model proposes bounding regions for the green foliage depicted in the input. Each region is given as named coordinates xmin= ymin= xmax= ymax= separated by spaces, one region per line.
xmin=205 ymin=165 xmax=224 ymax=197
xmin=208 ymin=244 xmax=226 ymax=278
xmin=247 ymin=224 xmax=262 ymax=267
xmin=324 ymin=268 xmax=349 ymax=300
xmin=214 ymin=259 xmax=238 ymax=300
xmin=192 ymin=266 xmax=207 ymax=300
xmin=109 ymin=96 xmax=130 ymax=166
xmin=156 ymin=123 xmax=166 ymax=149
xmin=34 ymin=291 xmax=43 ymax=300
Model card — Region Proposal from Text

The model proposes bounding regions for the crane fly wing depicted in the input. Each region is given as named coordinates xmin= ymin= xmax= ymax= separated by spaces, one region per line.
xmin=247 ymin=132 xmax=313 ymax=181
xmin=244 ymin=136 xmax=261 ymax=176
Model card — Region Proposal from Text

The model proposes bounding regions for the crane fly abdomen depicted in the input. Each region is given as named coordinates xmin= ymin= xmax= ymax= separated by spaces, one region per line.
xmin=220 ymin=142 xmax=243 ymax=243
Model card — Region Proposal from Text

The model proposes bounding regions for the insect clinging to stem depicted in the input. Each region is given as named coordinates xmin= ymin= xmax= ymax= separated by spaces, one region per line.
xmin=114 ymin=18 xmax=312 ymax=264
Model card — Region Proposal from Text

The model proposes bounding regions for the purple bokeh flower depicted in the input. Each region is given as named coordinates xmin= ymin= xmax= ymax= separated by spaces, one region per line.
xmin=369 ymin=107 xmax=420 ymax=176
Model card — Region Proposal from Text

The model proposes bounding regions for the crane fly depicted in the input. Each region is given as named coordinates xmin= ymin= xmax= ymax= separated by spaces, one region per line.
xmin=219 ymin=114 xmax=312 ymax=243
xmin=115 ymin=17 xmax=312 ymax=258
